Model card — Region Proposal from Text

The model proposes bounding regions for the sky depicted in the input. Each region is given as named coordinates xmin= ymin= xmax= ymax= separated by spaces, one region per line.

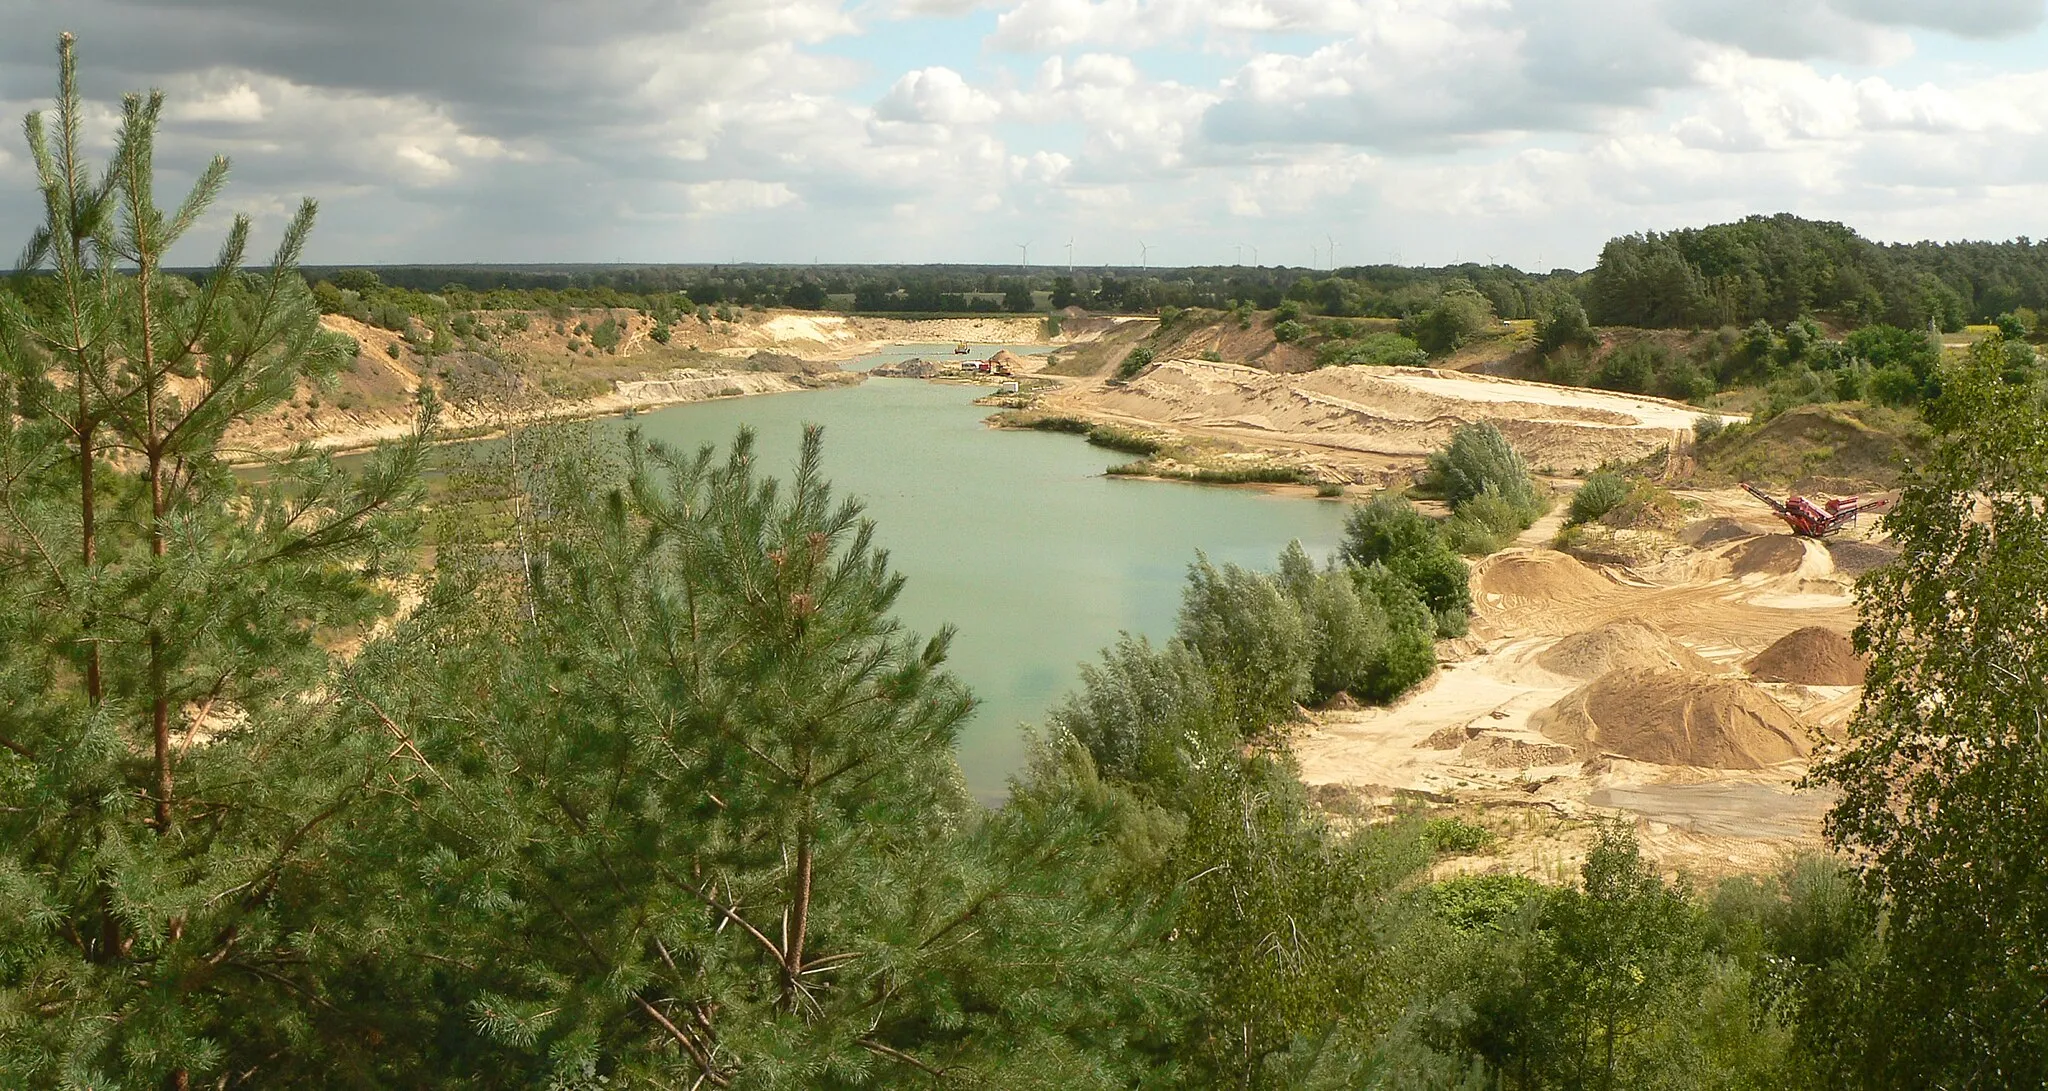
xmin=2 ymin=0 xmax=2047 ymax=269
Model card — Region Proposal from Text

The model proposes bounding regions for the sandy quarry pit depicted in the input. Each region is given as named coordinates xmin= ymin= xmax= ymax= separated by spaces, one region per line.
xmin=1294 ymin=524 xmax=1887 ymax=883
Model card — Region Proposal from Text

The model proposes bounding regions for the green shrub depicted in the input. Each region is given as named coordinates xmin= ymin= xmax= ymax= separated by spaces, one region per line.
xmin=1273 ymin=319 xmax=1308 ymax=343
xmin=1442 ymin=505 xmax=1516 ymax=555
xmin=1569 ymin=471 xmax=1630 ymax=524
xmin=1536 ymin=297 xmax=1593 ymax=353
xmin=1693 ymin=414 xmax=1727 ymax=444
xmin=589 ymin=317 xmax=623 ymax=353
xmin=1348 ymin=564 xmax=1439 ymax=698
xmin=1176 ymin=557 xmax=1311 ymax=735
xmin=1400 ymin=288 xmax=1495 ymax=355
xmin=1592 ymin=342 xmax=1662 ymax=393
xmin=1427 ymin=422 xmax=1545 ymax=520
xmin=1316 ymin=332 xmax=1428 ymax=368
xmin=1340 ymin=494 xmax=1471 ymax=638
xmin=1315 ymin=482 xmax=1345 ymax=498
xmin=384 ymin=342 xmax=400 ymax=360
xmin=1049 ymin=635 xmax=1226 ymax=787
xmin=1427 ymin=873 xmax=1544 ymax=930
xmin=1424 ymin=816 xmax=1495 ymax=855
xmin=1116 ymin=345 xmax=1155 ymax=380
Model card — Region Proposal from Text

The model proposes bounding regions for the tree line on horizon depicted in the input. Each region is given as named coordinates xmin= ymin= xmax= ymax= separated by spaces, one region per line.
xmin=262 ymin=213 xmax=2048 ymax=333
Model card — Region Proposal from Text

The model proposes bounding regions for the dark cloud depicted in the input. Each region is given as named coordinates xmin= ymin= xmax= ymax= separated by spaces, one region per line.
xmin=1663 ymin=0 xmax=1901 ymax=62
xmin=1839 ymin=0 xmax=2045 ymax=38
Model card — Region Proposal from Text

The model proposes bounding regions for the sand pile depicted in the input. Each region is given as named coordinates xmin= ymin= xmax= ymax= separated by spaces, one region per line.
xmin=1728 ymin=535 xmax=1810 ymax=577
xmin=1475 ymin=550 xmax=1609 ymax=603
xmin=1748 ymin=627 xmax=1866 ymax=685
xmin=1532 ymin=667 xmax=1811 ymax=769
xmin=1682 ymin=517 xmax=1765 ymax=549
xmin=1459 ymin=735 xmax=1577 ymax=768
xmin=869 ymin=358 xmax=944 ymax=378
xmin=987 ymin=349 xmax=1029 ymax=369
xmin=1826 ymin=540 xmax=1898 ymax=577
xmin=1537 ymin=619 xmax=1718 ymax=679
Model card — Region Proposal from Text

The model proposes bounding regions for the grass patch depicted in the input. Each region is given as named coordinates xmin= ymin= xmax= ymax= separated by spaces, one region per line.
xmin=993 ymin=412 xmax=1165 ymax=456
xmin=1102 ymin=461 xmax=1309 ymax=485
xmin=1084 ymin=425 xmax=1164 ymax=456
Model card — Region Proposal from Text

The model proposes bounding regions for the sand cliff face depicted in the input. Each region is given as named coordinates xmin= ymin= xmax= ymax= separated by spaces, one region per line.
xmin=227 ymin=310 xmax=1065 ymax=457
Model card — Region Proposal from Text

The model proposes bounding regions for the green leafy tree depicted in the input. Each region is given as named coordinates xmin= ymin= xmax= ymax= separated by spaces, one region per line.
xmin=1567 ymin=472 xmax=1629 ymax=524
xmin=1535 ymin=296 xmax=1593 ymax=354
xmin=0 ymin=36 xmax=426 ymax=1086
xmin=1402 ymin=287 xmax=1495 ymax=356
xmin=1426 ymin=423 xmax=1545 ymax=522
xmin=1339 ymin=493 xmax=1472 ymax=637
xmin=1176 ymin=556 xmax=1312 ymax=735
xmin=1812 ymin=338 xmax=2048 ymax=1085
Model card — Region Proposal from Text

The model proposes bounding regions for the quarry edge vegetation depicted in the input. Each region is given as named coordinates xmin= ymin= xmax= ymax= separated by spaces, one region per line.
xmin=3 ymin=34 xmax=2048 ymax=1091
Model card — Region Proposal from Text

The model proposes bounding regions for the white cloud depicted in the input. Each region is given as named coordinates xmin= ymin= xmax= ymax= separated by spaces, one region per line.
xmin=875 ymin=67 xmax=1002 ymax=125
xmin=682 ymin=179 xmax=800 ymax=215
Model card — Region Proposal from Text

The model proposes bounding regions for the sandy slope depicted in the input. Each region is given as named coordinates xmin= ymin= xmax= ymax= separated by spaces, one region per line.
xmin=1041 ymin=359 xmax=1740 ymax=480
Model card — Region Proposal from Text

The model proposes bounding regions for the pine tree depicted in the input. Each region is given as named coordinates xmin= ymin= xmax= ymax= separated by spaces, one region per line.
xmin=0 ymin=36 xmax=425 ymax=1086
xmin=342 ymin=426 xmax=1187 ymax=1086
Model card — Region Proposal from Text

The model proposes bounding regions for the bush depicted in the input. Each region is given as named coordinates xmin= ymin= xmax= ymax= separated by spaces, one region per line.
xmin=1592 ymin=342 xmax=1663 ymax=393
xmin=1536 ymin=297 xmax=1593 ymax=353
xmin=1316 ymin=332 xmax=1428 ymax=368
xmin=1424 ymin=816 xmax=1495 ymax=855
xmin=1441 ymin=495 xmax=1519 ymax=555
xmin=1348 ymin=564 xmax=1439 ymax=698
xmin=1116 ymin=345 xmax=1155 ymax=380
xmin=1426 ymin=422 xmax=1544 ymax=517
xmin=1400 ymin=288 xmax=1495 ymax=355
xmin=1176 ymin=557 xmax=1311 ymax=735
xmin=384 ymin=342 xmax=401 ymax=360
xmin=1569 ymin=471 xmax=1630 ymax=524
xmin=1340 ymin=494 xmax=1472 ymax=637
xmin=589 ymin=317 xmax=622 ymax=353
xmin=1694 ymin=414 xmax=1727 ymax=444
xmin=1049 ymin=635 xmax=1225 ymax=788
xmin=1273 ymin=319 xmax=1308 ymax=343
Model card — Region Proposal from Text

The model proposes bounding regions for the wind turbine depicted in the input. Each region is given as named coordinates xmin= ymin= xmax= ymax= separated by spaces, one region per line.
xmin=1327 ymin=234 xmax=1338 ymax=271
xmin=1138 ymin=240 xmax=1150 ymax=272
xmin=1018 ymin=242 xmax=1030 ymax=269
xmin=1234 ymin=244 xmax=1243 ymax=266
xmin=1066 ymin=237 xmax=1075 ymax=271
xmin=1251 ymin=245 xmax=1259 ymax=267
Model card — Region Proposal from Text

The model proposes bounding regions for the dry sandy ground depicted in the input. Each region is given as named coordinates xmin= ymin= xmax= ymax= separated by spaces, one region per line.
xmin=1295 ymin=499 xmax=1888 ymax=882
xmin=1040 ymin=359 xmax=1740 ymax=482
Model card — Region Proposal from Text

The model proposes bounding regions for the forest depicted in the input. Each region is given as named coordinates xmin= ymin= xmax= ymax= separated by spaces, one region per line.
xmin=292 ymin=213 xmax=2048 ymax=334
xmin=5 ymin=40 xmax=2048 ymax=1090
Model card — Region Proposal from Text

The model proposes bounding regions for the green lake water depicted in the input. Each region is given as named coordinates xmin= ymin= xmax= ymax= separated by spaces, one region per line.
xmin=317 ymin=347 xmax=1351 ymax=799
xmin=606 ymin=357 xmax=1350 ymax=799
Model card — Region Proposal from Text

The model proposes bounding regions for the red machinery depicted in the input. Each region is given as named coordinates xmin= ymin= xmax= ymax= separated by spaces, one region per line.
xmin=1741 ymin=482 xmax=1871 ymax=538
